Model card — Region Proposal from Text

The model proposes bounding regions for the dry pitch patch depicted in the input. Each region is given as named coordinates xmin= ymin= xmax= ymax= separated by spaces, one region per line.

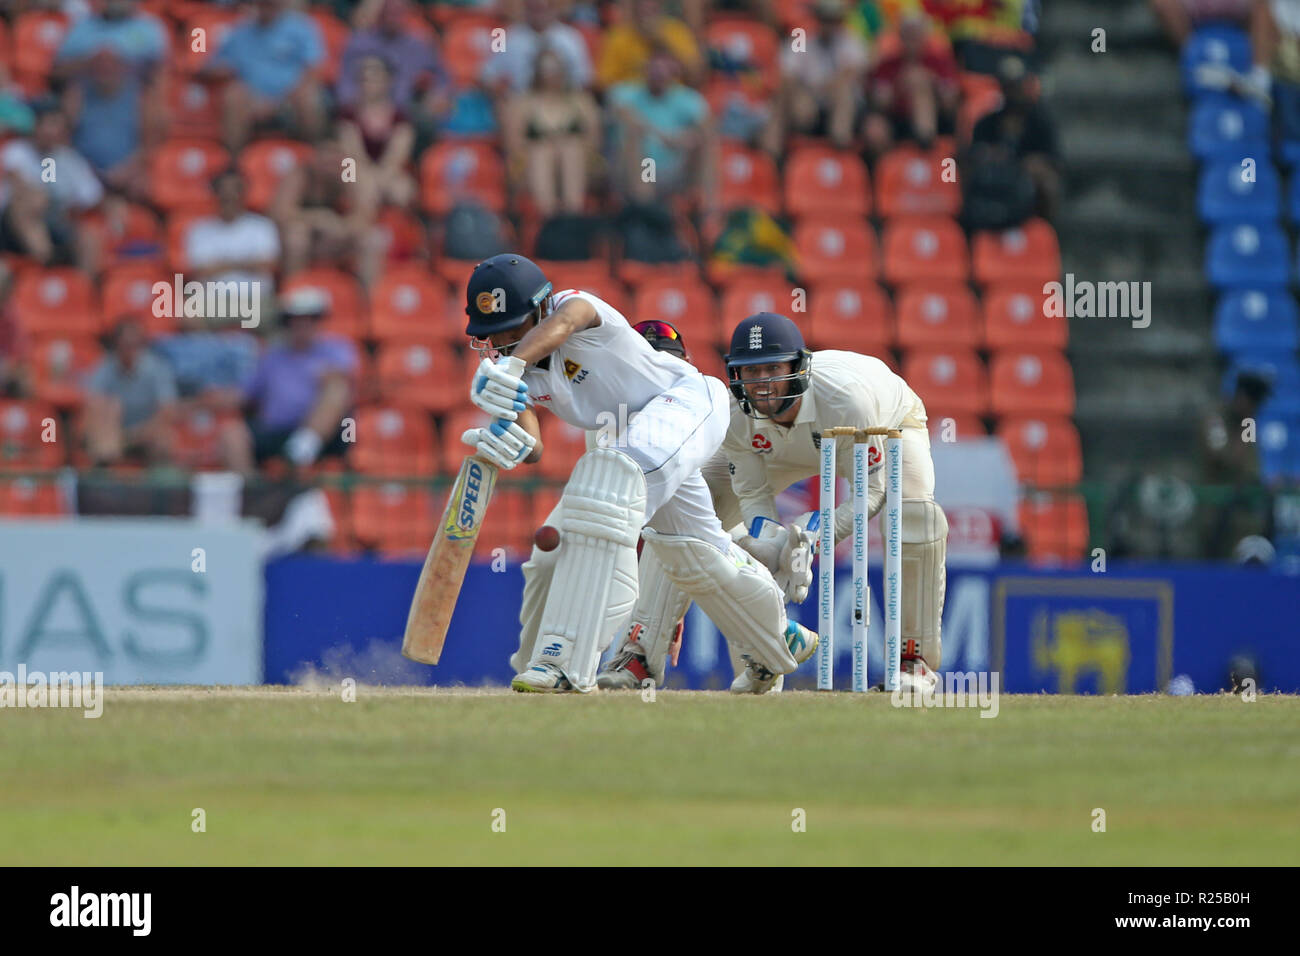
xmin=2 ymin=687 xmax=1298 ymax=865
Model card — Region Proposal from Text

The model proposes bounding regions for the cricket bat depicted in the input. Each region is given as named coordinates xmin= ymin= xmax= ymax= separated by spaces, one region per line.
xmin=401 ymin=454 xmax=499 ymax=664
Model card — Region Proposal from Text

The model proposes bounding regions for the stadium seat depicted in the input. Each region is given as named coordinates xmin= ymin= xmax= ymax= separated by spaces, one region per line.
xmin=971 ymin=219 xmax=1061 ymax=286
xmin=1188 ymin=95 xmax=1269 ymax=160
xmin=420 ymin=141 xmax=506 ymax=215
xmin=164 ymin=205 xmax=217 ymax=272
xmin=705 ymin=16 xmax=780 ymax=93
xmin=29 ymin=334 xmax=102 ymax=410
xmin=1214 ymin=288 xmax=1300 ymax=355
xmin=720 ymin=274 xmax=799 ymax=339
xmin=874 ymin=147 xmax=962 ymax=219
xmin=1206 ymin=222 xmax=1291 ymax=287
xmin=102 ymin=261 xmax=170 ymax=335
xmin=1018 ymin=493 xmax=1089 ymax=563
xmin=320 ymin=485 xmax=356 ymax=555
xmin=441 ymin=14 xmax=503 ymax=87
xmin=12 ymin=268 xmax=98 ymax=336
xmin=0 ymin=477 xmax=66 ymax=517
xmin=541 ymin=264 xmax=631 ymax=318
xmin=1256 ymin=410 xmax=1300 ymax=483
xmin=806 ymin=281 xmax=893 ymax=353
xmin=179 ymin=7 xmax=241 ymax=74
xmin=351 ymin=482 xmax=440 ymax=556
xmin=997 ymin=417 xmax=1083 ymax=487
xmin=170 ymin=407 xmax=238 ymax=471
xmin=633 ymin=275 xmax=724 ymax=352
xmin=0 ymin=400 xmax=65 ymax=471
xmin=783 ymin=146 xmax=871 ymax=218
xmin=11 ymin=11 xmax=68 ymax=90
xmin=280 ymin=269 xmax=368 ymax=340
xmin=370 ymin=265 xmax=452 ymax=344
xmin=375 ymin=207 xmax=427 ymax=263
xmin=882 ymin=217 xmax=969 ymax=285
xmin=926 ymin=413 xmax=986 ymax=442
xmin=1198 ymin=157 xmax=1280 ymax=224
xmin=350 ymin=404 xmax=439 ymax=476
xmin=165 ymin=75 xmax=222 ymax=140
xmin=1181 ymin=25 xmax=1251 ymax=97
xmin=78 ymin=203 xmax=162 ymax=266
xmin=482 ymin=488 xmax=540 ymax=556
xmin=989 ymin=350 xmax=1076 ymax=417
xmin=148 ymin=139 xmax=230 ymax=211
xmin=374 ymin=341 xmax=469 ymax=413
xmin=957 ymin=82 xmax=1003 ymax=144
xmin=717 ymin=144 xmax=781 ymax=213
xmin=902 ymin=349 xmax=988 ymax=416
xmin=238 ymin=139 xmax=313 ymax=213
xmin=895 ymin=283 xmax=980 ymax=349
xmin=1222 ymin=354 xmax=1300 ymax=412
xmin=308 ymin=7 xmax=349 ymax=84
xmin=793 ymin=216 xmax=878 ymax=283
xmin=537 ymin=415 xmax=589 ymax=480
xmin=982 ymin=282 xmax=1066 ymax=350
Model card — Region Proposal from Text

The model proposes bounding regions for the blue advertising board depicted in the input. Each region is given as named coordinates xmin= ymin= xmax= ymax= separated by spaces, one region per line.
xmin=264 ymin=557 xmax=1300 ymax=693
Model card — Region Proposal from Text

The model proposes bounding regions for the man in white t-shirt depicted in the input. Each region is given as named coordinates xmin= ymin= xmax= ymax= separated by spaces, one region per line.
xmin=185 ymin=169 xmax=281 ymax=318
xmin=480 ymin=0 xmax=593 ymax=94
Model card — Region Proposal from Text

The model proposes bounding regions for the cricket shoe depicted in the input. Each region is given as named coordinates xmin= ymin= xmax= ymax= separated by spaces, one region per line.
xmin=896 ymin=657 xmax=938 ymax=695
xmin=511 ymin=663 xmax=575 ymax=693
xmin=784 ymin=620 xmax=819 ymax=665
xmin=595 ymin=647 xmax=652 ymax=690
xmin=729 ymin=621 xmax=817 ymax=694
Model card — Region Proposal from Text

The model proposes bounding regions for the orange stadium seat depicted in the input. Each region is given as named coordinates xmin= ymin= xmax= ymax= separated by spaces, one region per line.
xmin=882 ymin=216 xmax=969 ymax=286
xmin=164 ymin=204 xmax=216 ymax=271
xmin=530 ymin=484 xmax=564 ymax=527
xmin=29 ymin=334 xmax=102 ymax=409
xmin=179 ymin=7 xmax=241 ymax=74
xmin=875 ymin=147 xmax=962 ymax=219
xmin=717 ymin=144 xmax=780 ymax=213
xmin=983 ymin=282 xmax=1067 ymax=350
xmin=320 ymin=485 xmax=356 ymax=555
xmin=537 ymin=415 xmax=589 ymax=481
xmin=350 ymin=404 xmax=439 ymax=476
xmin=720 ymin=274 xmax=797 ymax=336
xmin=165 ymin=75 xmax=222 ymax=140
xmin=0 ymin=400 xmax=65 ymax=471
xmin=989 ymin=350 xmax=1075 ymax=417
xmin=374 ymin=341 xmax=468 ymax=413
xmin=958 ymin=82 xmax=1004 ymax=144
xmin=997 ymin=416 xmax=1083 ymax=488
xmin=633 ymin=274 xmax=723 ymax=352
xmin=902 ymin=348 xmax=988 ymax=416
xmin=78 ymin=203 xmax=162 ymax=266
xmin=375 ymin=206 xmax=427 ymax=263
xmin=542 ymin=265 xmax=631 ymax=318
xmin=12 ymin=268 xmax=98 ymax=336
xmin=101 ymin=261 xmax=171 ymax=335
xmin=170 ymin=407 xmax=238 ymax=470
xmin=440 ymin=405 xmax=491 ymax=466
xmin=370 ymin=265 xmax=451 ymax=344
xmin=420 ymin=141 xmax=506 ymax=214
xmin=11 ymin=11 xmax=68 ymax=88
xmin=783 ymin=146 xmax=871 ymax=218
xmin=281 ymin=269 xmax=368 ymax=340
xmin=238 ymin=138 xmax=313 ymax=212
xmin=441 ymin=15 xmax=503 ymax=87
xmin=705 ymin=17 xmax=780 ymax=92
xmin=895 ymin=283 xmax=980 ymax=349
xmin=972 ymin=219 xmax=1061 ymax=286
xmin=352 ymin=482 xmax=440 ymax=556
xmin=793 ymin=216 xmax=878 ymax=283
xmin=926 ymin=413 xmax=987 ymax=441
xmin=149 ymin=139 xmax=230 ymax=211
xmin=481 ymin=488 xmax=537 ymax=556
xmin=1018 ymin=493 xmax=1089 ymax=563
xmin=0 ymin=477 xmax=66 ymax=517
xmin=805 ymin=281 xmax=892 ymax=353
xmin=308 ymin=7 xmax=349 ymax=84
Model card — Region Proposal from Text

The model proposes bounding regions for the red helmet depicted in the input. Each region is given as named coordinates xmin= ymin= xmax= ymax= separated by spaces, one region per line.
xmin=632 ymin=319 xmax=688 ymax=361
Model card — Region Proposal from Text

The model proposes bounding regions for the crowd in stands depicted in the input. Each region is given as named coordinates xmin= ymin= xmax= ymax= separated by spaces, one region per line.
xmin=0 ymin=0 xmax=1074 ymax=559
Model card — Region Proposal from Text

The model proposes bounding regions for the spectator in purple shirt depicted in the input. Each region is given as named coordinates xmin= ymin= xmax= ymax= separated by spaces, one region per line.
xmin=220 ymin=288 xmax=358 ymax=473
xmin=338 ymin=0 xmax=449 ymax=113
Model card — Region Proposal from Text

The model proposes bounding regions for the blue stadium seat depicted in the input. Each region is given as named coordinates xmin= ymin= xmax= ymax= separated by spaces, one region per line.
xmin=1189 ymin=95 xmax=1269 ymax=160
xmin=1198 ymin=157 xmax=1280 ymax=224
xmin=1222 ymin=354 xmax=1300 ymax=412
xmin=1214 ymin=289 xmax=1300 ymax=354
xmin=1181 ymin=25 xmax=1251 ymax=97
xmin=1256 ymin=410 xmax=1300 ymax=482
xmin=1206 ymin=223 xmax=1291 ymax=287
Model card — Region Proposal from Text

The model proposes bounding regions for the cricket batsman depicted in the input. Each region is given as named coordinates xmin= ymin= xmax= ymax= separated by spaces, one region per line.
xmin=601 ymin=311 xmax=948 ymax=694
xmin=460 ymin=255 xmax=818 ymax=693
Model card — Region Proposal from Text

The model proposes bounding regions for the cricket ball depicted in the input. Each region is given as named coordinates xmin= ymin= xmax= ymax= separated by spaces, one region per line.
xmin=534 ymin=525 xmax=561 ymax=552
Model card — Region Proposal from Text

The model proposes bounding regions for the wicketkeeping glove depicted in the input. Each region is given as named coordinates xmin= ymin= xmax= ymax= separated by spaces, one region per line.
xmin=471 ymin=355 xmax=528 ymax=420
xmin=461 ymin=418 xmax=536 ymax=470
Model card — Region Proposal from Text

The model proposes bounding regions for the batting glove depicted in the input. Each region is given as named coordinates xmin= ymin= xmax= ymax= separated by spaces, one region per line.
xmin=461 ymin=418 xmax=536 ymax=470
xmin=471 ymin=355 xmax=528 ymax=421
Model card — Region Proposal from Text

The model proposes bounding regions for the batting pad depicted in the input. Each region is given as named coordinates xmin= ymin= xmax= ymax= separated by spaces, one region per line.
xmin=534 ymin=448 xmax=646 ymax=691
xmin=641 ymin=529 xmax=796 ymax=674
xmin=512 ymin=513 xmax=561 ymax=674
xmin=902 ymin=498 xmax=949 ymax=668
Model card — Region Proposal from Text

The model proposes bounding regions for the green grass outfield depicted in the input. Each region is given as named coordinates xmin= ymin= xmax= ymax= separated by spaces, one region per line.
xmin=2 ymin=687 xmax=1298 ymax=865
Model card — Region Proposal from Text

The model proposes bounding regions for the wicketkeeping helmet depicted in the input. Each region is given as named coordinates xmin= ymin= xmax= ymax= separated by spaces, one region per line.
xmin=724 ymin=312 xmax=812 ymax=417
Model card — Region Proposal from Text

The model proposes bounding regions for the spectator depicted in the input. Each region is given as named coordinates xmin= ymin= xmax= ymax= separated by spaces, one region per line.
xmin=338 ymin=55 xmax=418 ymax=210
xmin=1202 ymin=369 xmax=1272 ymax=556
xmin=154 ymin=311 xmax=259 ymax=408
xmin=0 ymin=262 xmax=31 ymax=398
xmin=184 ymin=169 xmax=281 ymax=320
xmin=1150 ymin=0 xmax=1253 ymax=49
xmin=1252 ymin=1 xmax=1300 ymax=140
xmin=482 ymin=0 xmax=593 ymax=95
xmin=861 ymin=13 xmax=959 ymax=158
xmin=337 ymin=0 xmax=450 ymax=128
xmin=54 ymin=0 xmax=167 ymax=197
xmin=0 ymin=100 xmax=103 ymax=268
xmin=83 ymin=317 xmax=178 ymax=467
xmin=966 ymin=57 xmax=1059 ymax=222
xmin=209 ymin=0 xmax=326 ymax=151
xmin=502 ymin=48 xmax=600 ymax=217
xmin=598 ymin=0 xmax=702 ymax=88
xmin=272 ymin=134 xmax=387 ymax=287
xmin=608 ymin=47 xmax=712 ymax=205
xmin=220 ymin=289 xmax=357 ymax=474
xmin=764 ymin=0 xmax=868 ymax=155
